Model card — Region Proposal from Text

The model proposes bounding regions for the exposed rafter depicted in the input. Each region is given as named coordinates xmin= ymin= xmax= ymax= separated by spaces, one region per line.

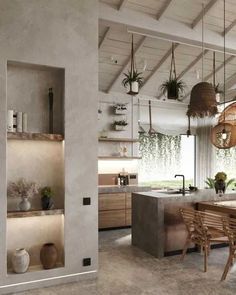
xmin=99 ymin=27 xmax=110 ymax=49
xmin=222 ymin=19 xmax=236 ymax=36
xmin=106 ymin=36 xmax=146 ymax=93
xmin=156 ymin=0 xmax=173 ymax=21
xmin=182 ymin=55 xmax=235 ymax=100
xmin=118 ymin=0 xmax=128 ymax=11
xmin=156 ymin=49 xmax=209 ymax=99
xmin=191 ymin=0 xmax=218 ymax=29
xmin=140 ymin=43 xmax=179 ymax=91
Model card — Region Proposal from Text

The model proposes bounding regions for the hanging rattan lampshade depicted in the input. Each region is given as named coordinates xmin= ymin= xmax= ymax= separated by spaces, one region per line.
xmin=187 ymin=82 xmax=218 ymax=118
xmin=211 ymin=122 xmax=236 ymax=149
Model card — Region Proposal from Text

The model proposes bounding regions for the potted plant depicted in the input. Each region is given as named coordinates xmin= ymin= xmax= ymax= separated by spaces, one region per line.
xmin=114 ymin=120 xmax=128 ymax=131
xmin=41 ymin=186 xmax=54 ymax=210
xmin=159 ymin=77 xmax=186 ymax=100
xmin=114 ymin=103 xmax=127 ymax=115
xmin=205 ymin=173 xmax=235 ymax=194
xmin=7 ymin=178 xmax=38 ymax=211
xmin=122 ymin=70 xmax=143 ymax=95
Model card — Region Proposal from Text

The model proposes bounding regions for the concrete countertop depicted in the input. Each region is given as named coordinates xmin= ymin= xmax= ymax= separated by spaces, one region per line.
xmin=98 ymin=185 xmax=151 ymax=194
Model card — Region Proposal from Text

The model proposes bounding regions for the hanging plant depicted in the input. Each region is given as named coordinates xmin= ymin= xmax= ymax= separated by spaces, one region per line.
xmin=159 ymin=43 xmax=186 ymax=100
xmin=122 ymin=34 xmax=144 ymax=95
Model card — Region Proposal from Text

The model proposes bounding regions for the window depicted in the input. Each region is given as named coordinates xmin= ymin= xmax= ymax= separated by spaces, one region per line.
xmin=138 ymin=133 xmax=195 ymax=188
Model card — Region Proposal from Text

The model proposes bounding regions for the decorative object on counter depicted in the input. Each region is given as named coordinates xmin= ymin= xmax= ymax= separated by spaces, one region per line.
xmin=48 ymin=88 xmax=54 ymax=134
xmin=16 ymin=112 xmax=23 ymax=132
xmin=114 ymin=104 xmax=127 ymax=115
xmin=13 ymin=111 xmax=17 ymax=132
xmin=114 ymin=120 xmax=128 ymax=131
xmin=205 ymin=172 xmax=235 ymax=194
xmin=187 ymin=4 xmax=217 ymax=120
xmin=189 ymin=185 xmax=198 ymax=192
xmin=40 ymin=243 xmax=58 ymax=269
xmin=7 ymin=110 xmax=14 ymax=132
xmin=11 ymin=248 xmax=30 ymax=273
xmin=122 ymin=34 xmax=143 ymax=95
xmin=159 ymin=43 xmax=186 ymax=100
xmin=7 ymin=178 xmax=38 ymax=211
xmin=22 ymin=112 xmax=28 ymax=132
xmin=41 ymin=186 xmax=54 ymax=210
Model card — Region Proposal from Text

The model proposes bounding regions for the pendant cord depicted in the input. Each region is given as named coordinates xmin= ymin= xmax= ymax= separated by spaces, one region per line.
xmin=202 ymin=3 xmax=204 ymax=81
xmin=223 ymin=0 xmax=226 ymax=124
xmin=131 ymin=34 xmax=134 ymax=77
xmin=213 ymin=51 xmax=216 ymax=87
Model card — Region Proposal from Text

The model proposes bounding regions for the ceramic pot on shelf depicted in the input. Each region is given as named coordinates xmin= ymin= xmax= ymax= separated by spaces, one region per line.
xmin=40 ymin=243 xmax=58 ymax=269
xmin=41 ymin=195 xmax=54 ymax=210
xmin=130 ymin=81 xmax=139 ymax=94
xmin=18 ymin=197 xmax=31 ymax=211
xmin=11 ymin=248 xmax=30 ymax=273
xmin=214 ymin=180 xmax=226 ymax=194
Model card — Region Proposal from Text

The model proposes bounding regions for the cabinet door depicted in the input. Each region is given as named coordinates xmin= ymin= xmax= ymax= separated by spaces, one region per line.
xmin=99 ymin=210 xmax=126 ymax=229
xmin=126 ymin=193 xmax=132 ymax=209
xmin=99 ymin=193 xmax=125 ymax=211
xmin=126 ymin=209 xmax=131 ymax=226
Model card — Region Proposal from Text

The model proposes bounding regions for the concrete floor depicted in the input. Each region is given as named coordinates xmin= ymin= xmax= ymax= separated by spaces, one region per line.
xmin=13 ymin=228 xmax=236 ymax=295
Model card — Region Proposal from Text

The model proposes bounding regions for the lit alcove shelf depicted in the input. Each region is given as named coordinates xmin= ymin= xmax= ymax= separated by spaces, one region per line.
xmin=7 ymin=263 xmax=64 ymax=276
xmin=98 ymin=156 xmax=142 ymax=160
xmin=7 ymin=132 xmax=64 ymax=141
xmin=98 ymin=137 xmax=139 ymax=143
xmin=7 ymin=209 xmax=64 ymax=218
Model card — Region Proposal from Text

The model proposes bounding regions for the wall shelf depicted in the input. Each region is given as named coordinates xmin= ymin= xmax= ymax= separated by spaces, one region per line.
xmin=7 ymin=263 xmax=64 ymax=276
xmin=98 ymin=137 xmax=139 ymax=143
xmin=98 ymin=156 xmax=141 ymax=160
xmin=7 ymin=132 xmax=64 ymax=142
xmin=7 ymin=209 xmax=64 ymax=218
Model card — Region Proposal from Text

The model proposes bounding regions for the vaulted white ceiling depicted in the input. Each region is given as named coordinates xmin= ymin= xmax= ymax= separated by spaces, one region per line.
xmin=99 ymin=0 xmax=236 ymax=102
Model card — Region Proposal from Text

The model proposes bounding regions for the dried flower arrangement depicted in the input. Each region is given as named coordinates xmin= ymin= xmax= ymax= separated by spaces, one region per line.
xmin=7 ymin=178 xmax=38 ymax=200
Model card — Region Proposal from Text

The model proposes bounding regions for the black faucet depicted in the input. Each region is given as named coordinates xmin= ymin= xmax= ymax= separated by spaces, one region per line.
xmin=175 ymin=174 xmax=185 ymax=196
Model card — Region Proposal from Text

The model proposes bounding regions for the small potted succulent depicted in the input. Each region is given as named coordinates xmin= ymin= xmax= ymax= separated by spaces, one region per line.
xmin=214 ymin=83 xmax=223 ymax=103
xmin=214 ymin=172 xmax=235 ymax=194
xmin=114 ymin=103 xmax=127 ymax=115
xmin=114 ymin=120 xmax=128 ymax=131
xmin=41 ymin=186 xmax=54 ymax=210
xmin=160 ymin=77 xmax=186 ymax=100
xmin=7 ymin=178 xmax=38 ymax=211
xmin=122 ymin=70 xmax=143 ymax=95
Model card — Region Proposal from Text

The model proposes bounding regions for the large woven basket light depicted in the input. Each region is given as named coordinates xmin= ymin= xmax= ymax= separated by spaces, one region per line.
xmin=211 ymin=122 xmax=236 ymax=149
xmin=218 ymin=102 xmax=236 ymax=125
xmin=187 ymin=82 xmax=218 ymax=118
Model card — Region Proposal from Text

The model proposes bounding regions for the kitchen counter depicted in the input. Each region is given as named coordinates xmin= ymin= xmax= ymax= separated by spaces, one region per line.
xmin=132 ymin=189 xmax=236 ymax=258
xmin=98 ymin=185 xmax=151 ymax=194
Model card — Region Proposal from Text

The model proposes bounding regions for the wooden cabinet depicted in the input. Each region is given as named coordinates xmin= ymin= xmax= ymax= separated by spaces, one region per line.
xmin=98 ymin=192 xmax=132 ymax=229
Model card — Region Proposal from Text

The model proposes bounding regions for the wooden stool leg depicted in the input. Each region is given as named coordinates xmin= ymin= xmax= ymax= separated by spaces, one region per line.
xmin=181 ymin=239 xmax=190 ymax=261
xmin=204 ymin=244 xmax=208 ymax=272
xmin=221 ymin=249 xmax=234 ymax=281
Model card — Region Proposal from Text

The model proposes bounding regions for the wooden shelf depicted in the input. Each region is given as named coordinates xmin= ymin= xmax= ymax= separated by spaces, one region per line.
xmin=98 ymin=137 xmax=139 ymax=143
xmin=7 ymin=262 xmax=64 ymax=275
xmin=7 ymin=132 xmax=64 ymax=141
xmin=7 ymin=209 xmax=64 ymax=218
xmin=98 ymin=156 xmax=142 ymax=160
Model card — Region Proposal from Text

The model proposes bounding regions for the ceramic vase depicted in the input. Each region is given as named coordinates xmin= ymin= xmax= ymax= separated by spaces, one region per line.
xmin=40 ymin=243 xmax=58 ymax=269
xmin=214 ymin=180 xmax=226 ymax=194
xmin=129 ymin=81 xmax=139 ymax=94
xmin=11 ymin=248 xmax=30 ymax=273
xmin=19 ymin=197 xmax=31 ymax=211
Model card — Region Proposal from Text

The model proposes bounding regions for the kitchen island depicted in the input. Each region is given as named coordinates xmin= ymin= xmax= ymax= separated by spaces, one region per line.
xmin=132 ymin=189 xmax=236 ymax=258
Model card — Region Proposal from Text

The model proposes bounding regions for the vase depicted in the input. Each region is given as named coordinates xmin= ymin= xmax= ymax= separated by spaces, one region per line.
xmin=41 ymin=195 xmax=54 ymax=210
xmin=11 ymin=248 xmax=30 ymax=273
xmin=19 ymin=197 xmax=31 ymax=211
xmin=40 ymin=243 xmax=58 ymax=269
xmin=214 ymin=180 xmax=226 ymax=194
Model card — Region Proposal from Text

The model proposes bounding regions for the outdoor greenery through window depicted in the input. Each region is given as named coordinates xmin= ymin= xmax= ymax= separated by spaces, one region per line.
xmin=138 ymin=133 xmax=195 ymax=189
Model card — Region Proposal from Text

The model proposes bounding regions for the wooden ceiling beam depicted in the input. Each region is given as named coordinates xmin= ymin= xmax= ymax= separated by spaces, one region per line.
xmin=140 ymin=43 xmax=179 ymax=91
xmin=191 ymin=0 xmax=218 ymax=29
xmin=99 ymin=27 xmax=110 ymax=49
xmin=106 ymin=36 xmax=147 ymax=93
xmin=223 ymin=19 xmax=236 ymax=36
xmin=118 ymin=0 xmax=128 ymax=11
xmin=156 ymin=0 xmax=173 ymax=21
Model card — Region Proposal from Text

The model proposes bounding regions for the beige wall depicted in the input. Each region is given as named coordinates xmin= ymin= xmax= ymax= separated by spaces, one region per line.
xmin=0 ymin=0 xmax=98 ymax=293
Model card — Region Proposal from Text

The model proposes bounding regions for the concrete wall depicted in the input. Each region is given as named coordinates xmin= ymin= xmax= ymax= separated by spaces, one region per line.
xmin=0 ymin=0 xmax=98 ymax=293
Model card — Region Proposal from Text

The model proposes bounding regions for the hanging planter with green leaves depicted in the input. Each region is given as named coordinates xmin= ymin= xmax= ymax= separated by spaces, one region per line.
xmin=122 ymin=35 xmax=144 ymax=95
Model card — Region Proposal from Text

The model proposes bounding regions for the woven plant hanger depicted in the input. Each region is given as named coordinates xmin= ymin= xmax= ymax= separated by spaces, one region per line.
xmin=169 ymin=43 xmax=177 ymax=81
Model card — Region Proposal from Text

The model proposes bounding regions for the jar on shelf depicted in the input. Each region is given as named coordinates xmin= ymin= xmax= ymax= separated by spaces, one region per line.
xmin=40 ymin=243 xmax=58 ymax=269
xmin=11 ymin=248 xmax=30 ymax=273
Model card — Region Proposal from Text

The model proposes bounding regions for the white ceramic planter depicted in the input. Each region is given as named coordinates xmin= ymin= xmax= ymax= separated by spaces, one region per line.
xmin=19 ymin=197 xmax=31 ymax=211
xmin=114 ymin=125 xmax=125 ymax=131
xmin=130 ymin=81 xmax=139 ymax=94
xmin=11 ymin=248 xmax=30 ymax=273
xmin=114 ymin=108 xmax=127 ymax=115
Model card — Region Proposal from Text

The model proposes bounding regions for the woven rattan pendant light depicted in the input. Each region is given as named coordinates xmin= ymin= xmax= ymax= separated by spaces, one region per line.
xmin=187 ymin=4 xmax=217 ymax=118
xmin=211 ymin=0 xmax=235 ymax=149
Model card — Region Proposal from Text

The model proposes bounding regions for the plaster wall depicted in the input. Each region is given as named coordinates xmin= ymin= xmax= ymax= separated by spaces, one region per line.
xmin=0 ymin=0 xmax=98 ymax=293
